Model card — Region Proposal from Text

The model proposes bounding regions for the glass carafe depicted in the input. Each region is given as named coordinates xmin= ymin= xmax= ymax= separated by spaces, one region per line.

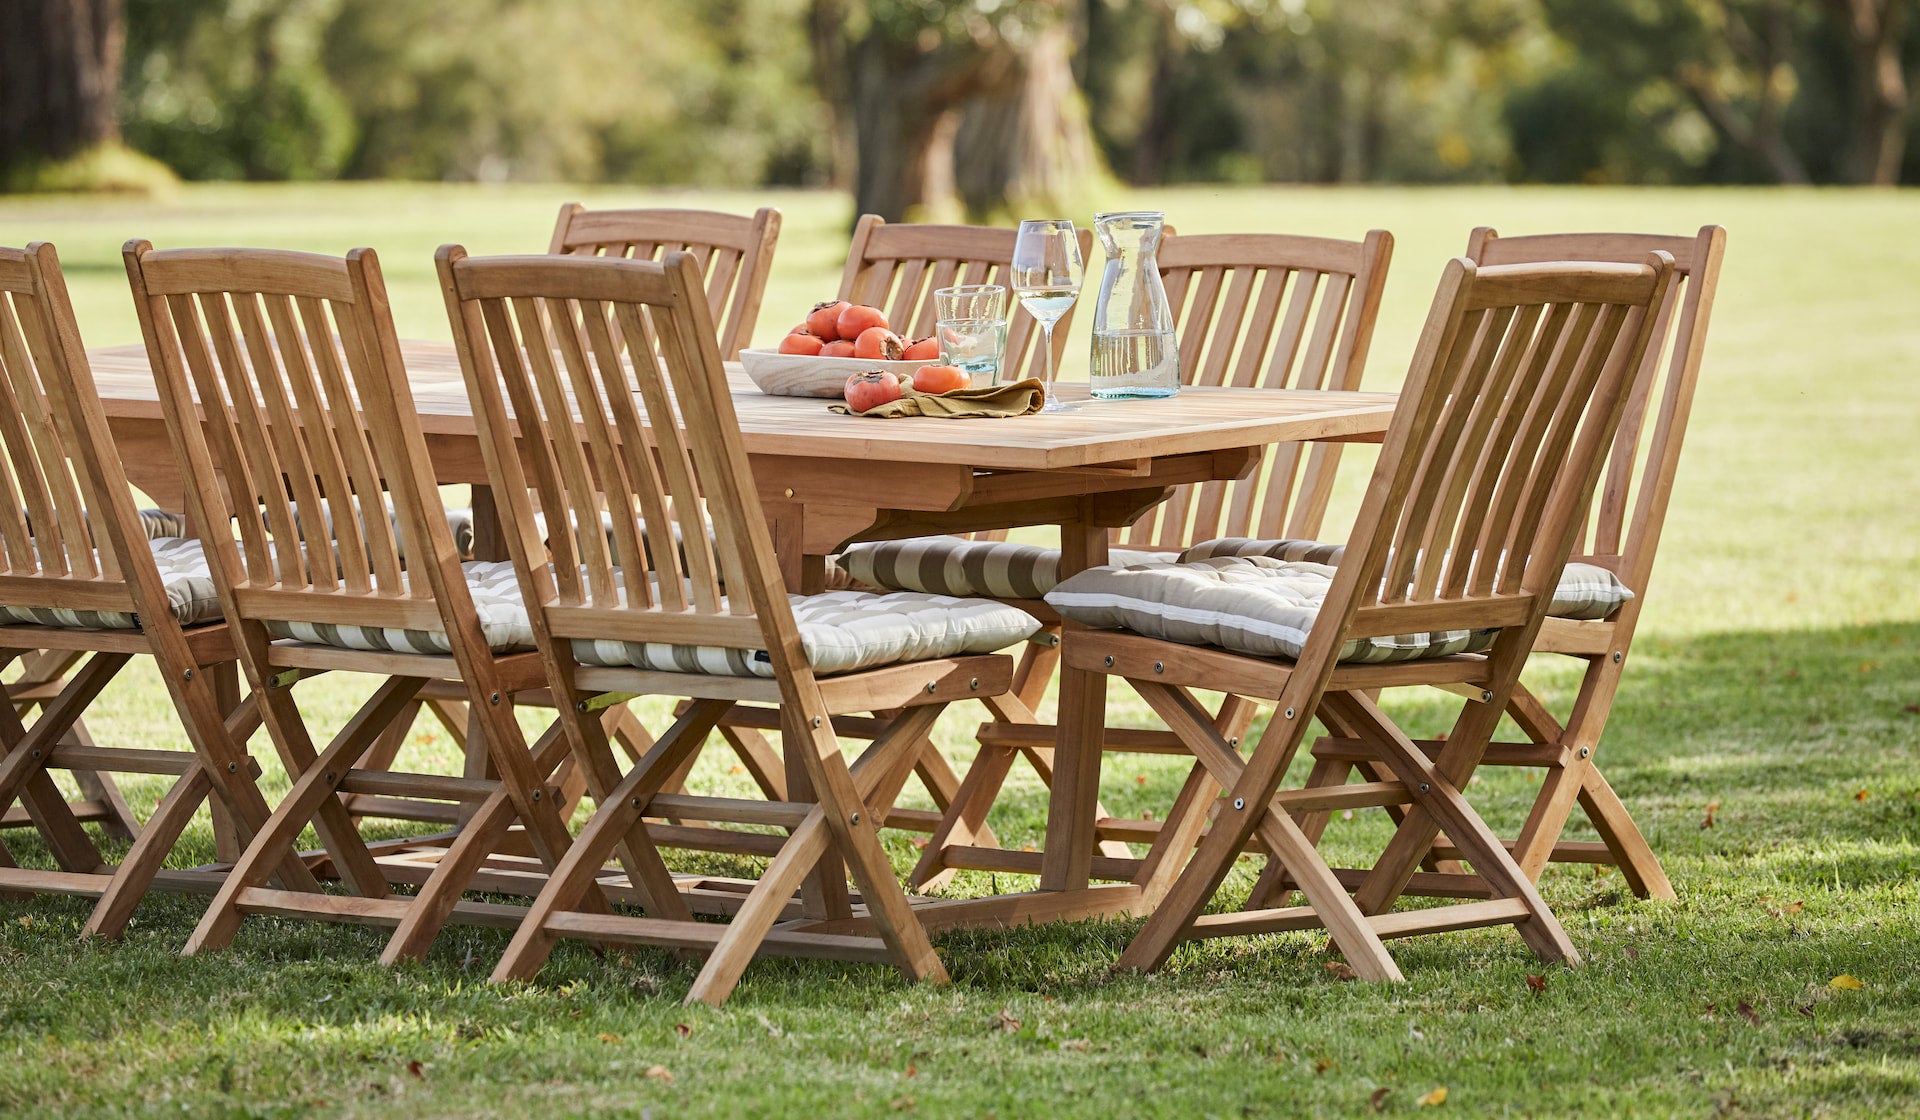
xmin=1089 ymin=211 xmax=1179 ymax=399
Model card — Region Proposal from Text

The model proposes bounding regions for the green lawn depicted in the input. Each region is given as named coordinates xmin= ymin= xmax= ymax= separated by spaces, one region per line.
xmin=1 ymin=183 xmax=1917 ymax=1118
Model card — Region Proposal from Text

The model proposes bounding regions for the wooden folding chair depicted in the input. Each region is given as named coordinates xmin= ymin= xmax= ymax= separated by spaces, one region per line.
xmin=123 ymin=240 xmax=601 ymax=964
xmin=0 ymin=242 xmax=309 ymax=937
xmin=1254 ymin=226 xmax=1726 ymax=906
xmin=1046 ymin=252 xmax=1676 ymax=978
xmin=902 ymin=229 xmax=1396 ymax=892
xmin=548 ymin=203 xmax=780 ymax=361
xmin=436 ymin=246 xmax=1038 ymax=1005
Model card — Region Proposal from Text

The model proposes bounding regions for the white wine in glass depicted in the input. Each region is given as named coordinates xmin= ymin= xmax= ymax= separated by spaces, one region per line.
xmin=1010 ymin=219 xmax=1084 ymax=412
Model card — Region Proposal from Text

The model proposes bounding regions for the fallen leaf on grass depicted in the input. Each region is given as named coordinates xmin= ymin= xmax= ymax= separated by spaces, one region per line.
xmin=1796 ymin=1005 xmax=1816 ymax=1018
xmin=1135 ymin=774 xmax=1149 ymax=786
xmin=15 ymin=916 xmax=30 ymax=929
xmin=597 ymin=1033 xmax=621 ymax=1044
xmin=1624 ymin=945 xmax=1640 ymax=959
xmin=1416 ymin=1086 xmax=1448 ymax=1107
xmin=1903 ymin=703 xmax=1919 ymax=715
xmin=1325 ymin=961 xmax=1359 ymax=981
xmin=1736 ymin=1000 xmax=1761 ymax=1026
xmin=674 ymin=1022 xmax=692 ymax=1038
xmin=1700 ymin=799 xmax=1719 ymax=829
xmin=903 ymin=1063 xmax=917 ymax=1078
xmin=1313 ymin=1058 xmax=1335 ymax=1075
xmin=645 ymin=1065 xmax=673 ymax=1082
xmin=1370 ymin=1087 xmax=1393 ymax=1111
xmin=993 ymin=1008 xmax=1021 ymax=1033
xmin=1829 ymin=974 xmax=1865 ymax=990
xmin=1768 ymin=900 xmax=1804 ymax=919
xmin=729 ymin=764 xmax=746 ymax=775
xmin=1526 ymin=974 xmax=1547 ymax=993
xmin=890 ymin=1095 xmax=915 ymax=1110
xmin=406 ymin=1061 xmax=423 ymax=1078
xmin=910 ymin=837 xmax=929 ymax=850
xmin=1856 ymin=789 xmax=1871 ymax=801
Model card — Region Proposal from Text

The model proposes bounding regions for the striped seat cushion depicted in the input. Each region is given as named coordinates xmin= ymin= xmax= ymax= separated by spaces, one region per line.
xmin=1045 ymin=555 xmax=1499 ymax=664
xmin=138 ymin=509 xmax=191 ymax=539
xmin=836 ymin=536 xmax=1177 ymax=600
xmin=284 ymin=499 xmax=475 ymax=560
xmin=1180 ymin=538 xmax=1634 ymax=622
xmin=263 ymin=561 xmax=533 ymax=654
xmin=572 ymin=589 xmax=1043 ymax=678
xmin=262 ymin=563 xmax=1041 ymax=677
xmin=0 ymin=537 xmax=221 ymax=630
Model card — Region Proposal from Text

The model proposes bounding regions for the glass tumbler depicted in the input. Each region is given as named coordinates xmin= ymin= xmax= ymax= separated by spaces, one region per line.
xmin=934 ymin=284 xmax=1008 ymax=384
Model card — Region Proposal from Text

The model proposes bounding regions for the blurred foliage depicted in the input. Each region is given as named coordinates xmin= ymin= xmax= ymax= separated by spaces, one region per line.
xmin=105 ymin=0 xmax=1920 ymax=188
xmin=122 ymin=0 xmax=831 ymax=185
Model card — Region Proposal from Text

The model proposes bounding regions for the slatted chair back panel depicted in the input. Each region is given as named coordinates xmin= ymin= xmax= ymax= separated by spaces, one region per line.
xmin=0 ymin=245 xmax=154 ymax=617
xmin=123 ymin=244 xmax=470 ymax=639
xmin=1465 ymin=227 xmax=1725 ymax=592
xmin=1313 ymin=255 xmax=1676 ymax=658
xmin=1117 ymin=229 xmax=1394 ymax=551
xmin=549 ymin=204 xmax=781 ymax=361
xmin=439 ymin=250 xmax=803 ymax=672
xmin=838 ymin=214 xmax=1092 ymax=386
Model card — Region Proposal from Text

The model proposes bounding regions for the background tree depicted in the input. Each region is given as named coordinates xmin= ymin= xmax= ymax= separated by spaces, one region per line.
xmin=809 ymin=0 xmax=1103 ymax=221
xmin=0 ymin=0 xmax=125 ymax=183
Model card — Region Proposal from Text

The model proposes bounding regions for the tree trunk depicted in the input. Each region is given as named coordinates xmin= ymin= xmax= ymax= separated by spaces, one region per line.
xmin=816 ymin=0 xmax=1103 ymax=222
xmin=0 ymin=0 xmax=123 ymax=178
xmin=1828 ymin=0 xmax=1911 ymax=184
xmin=954 ymin=21 xmax=1101 ymax=218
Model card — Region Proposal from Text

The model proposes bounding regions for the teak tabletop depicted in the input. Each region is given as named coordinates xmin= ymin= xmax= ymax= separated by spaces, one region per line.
xmin=85 ymin=339 xmax=1397 ymax=924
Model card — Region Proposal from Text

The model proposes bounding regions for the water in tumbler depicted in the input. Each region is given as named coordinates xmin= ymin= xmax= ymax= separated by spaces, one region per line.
xmin=938 ymin=317 xmax=1008 ymax=381
xmin=1091 ymin=328 xmax=1180 ymax=398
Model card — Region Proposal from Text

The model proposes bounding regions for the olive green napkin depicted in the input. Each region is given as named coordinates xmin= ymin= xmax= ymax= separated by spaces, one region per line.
xmin=829 ymin=378 xmax=1045 ymax=419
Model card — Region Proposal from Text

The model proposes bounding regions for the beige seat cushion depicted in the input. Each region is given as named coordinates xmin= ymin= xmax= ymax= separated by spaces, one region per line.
xmin=285 ymin=498 xmax=475 ymax=560
xmin=837 ymin=536 xmax=1176 ymax=600
xmin=263 ymin=561 xmax=533 ymax=654
xmin=0 ymin=537 xmax=221 ymax=631
xmin=263 ymin=562 xmax=1041 ymax=677
xmin=1045 ymin=555 xmax=1498 ymax=664
xmin=572 ymin=588 xmax=1043 ymax=678
xmin=1180 ymin=537 xmax=1634 ymax=622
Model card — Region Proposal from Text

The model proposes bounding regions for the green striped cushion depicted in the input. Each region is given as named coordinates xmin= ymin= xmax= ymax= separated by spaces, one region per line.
xmin=572 ymin=589 xmax=1042 ymax=678
xmin=836 ymin=536 xmax=1176 ymax=600
xmin=262 ymin=561 xmax=533 ymax=654
xmin=1179 ymin=538 xmax=1634 ymax=621
xmin=282 ymin=499 xmax=475 ymax=561
xmin=1045 ymin=555 xmax=1498 ymax=664
xmin=0 ymin=537 xmax=221 ymax=630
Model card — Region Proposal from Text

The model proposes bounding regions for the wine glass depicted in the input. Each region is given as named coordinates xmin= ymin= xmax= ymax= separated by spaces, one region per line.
xmin=1010 ymin=219 xmax=1084 ymax=412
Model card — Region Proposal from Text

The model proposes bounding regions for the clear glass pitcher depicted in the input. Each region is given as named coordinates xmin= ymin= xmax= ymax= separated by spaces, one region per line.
xmin=1089 ymin=211 xmax=1179 ymax=399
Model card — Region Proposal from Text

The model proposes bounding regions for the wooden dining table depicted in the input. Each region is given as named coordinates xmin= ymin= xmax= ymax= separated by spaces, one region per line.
xmin=84 ymin=340 xmax=1396 ymax=927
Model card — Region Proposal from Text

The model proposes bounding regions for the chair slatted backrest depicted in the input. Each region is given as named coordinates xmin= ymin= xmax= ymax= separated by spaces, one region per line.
xmin=1302 ymin=255 xmax=1676 ymax=669
xmin=549 ymin=204 xmax=781 ymax=361
xmin=437 ymin=248 xmax=810 ymax=680
xmin=0 ymin=244 xmax=166 ymax=624
xmin=838 ymin=214 xmax=1092 ymax=384
xmin=123 ymin=243 xmax=481 ymax=660
xmin=1117 ymin=229 xmax=1394 ymax=550
xmin=1465 ymin=226 xmax=1725 ymax=595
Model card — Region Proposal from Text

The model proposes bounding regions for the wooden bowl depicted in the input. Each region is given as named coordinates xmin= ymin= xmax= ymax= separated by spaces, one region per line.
xmin=739 ymin=348 xmax=925 ymax=398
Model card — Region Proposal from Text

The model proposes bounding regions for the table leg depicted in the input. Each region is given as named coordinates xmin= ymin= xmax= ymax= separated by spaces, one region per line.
xmin=469 ymin=485 xmax=508 ymax=563
xmin=1040 ymin=507 xmax=1110 ymax=893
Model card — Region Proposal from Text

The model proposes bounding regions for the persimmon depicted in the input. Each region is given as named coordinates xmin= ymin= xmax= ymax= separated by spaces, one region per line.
xmin=843 ymin=370 xmax=905 ymax=413
xmin=807 ymin=300 xmax=850 ymax=340
xmin=820 ymin=339 xmax=857 ymax=358
xmin=853 ymin=326 xmax=904 ymax=361
xmin=836 ymin=303 xmax=888 ymax=339
xmin=778 ymin=330 xmax=825 ymax=356
xmin=901 ymin=334 xmax=939 ymax=361
xmin=910 ymin=364 xmax=970 ymax=394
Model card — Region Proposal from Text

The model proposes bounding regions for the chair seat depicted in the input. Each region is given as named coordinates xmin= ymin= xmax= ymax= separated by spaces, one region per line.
xmin=0 ymin=537 xmax=221 ymax=631
xmin=1046 ymin=555 xmax=1499 ymax=664
xmin=572 ymin=589 xmax=1043 ymax=678
xmin=287 ymin=499 xmax=475 ymax=560
xmin=836 ymin=535 xmax=1177 ymax=600
xmin=1180 ymin=537 xmax=1634 ymax=621
xmin=263 ymin=561 xmax=532 ymax=654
